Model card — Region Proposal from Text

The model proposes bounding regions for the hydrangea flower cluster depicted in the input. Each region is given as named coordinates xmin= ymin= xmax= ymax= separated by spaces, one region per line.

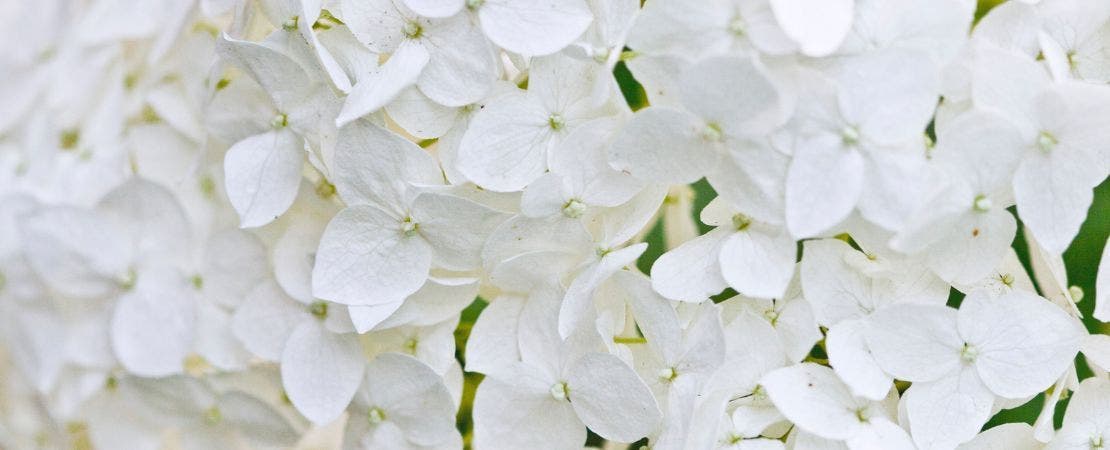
xmin=2 ymin=0 xmax=1110 ymax=449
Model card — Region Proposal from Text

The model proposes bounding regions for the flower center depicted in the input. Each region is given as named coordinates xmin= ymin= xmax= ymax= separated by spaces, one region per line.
xmin=841 ymin=125 xmax=861 ymax=146
xmin=401 ymin=217 xmax=419 ymax=237
xmin=282 ymin=16 xmax=298 ymax=31
xmin=972 ymin=194 xmax=992 ymax=212
xmin=204 ymin=406 xmax=222 ymax=425
xmin=732 ymin=213 xmax=751 ymax=231
xmin=657 ymin=366 xmax=678 ymax=382
xmin=466 ymin=0 xmax=484 ymax=9
xmin=562 ymin=198 xmax=586 ymax=218
xmin=368 ymin=407 xmax=386 ymax=424
xmin=548 ymin=113 xmax=565 ymax=131
xmin=960 ymin=343 xmax=979 ymax=363
xmin=855 ymin=406 xmax=870 ymax=423
xmin=402 ymin=21 xmax=423 ymax=39
xmin=1000 ymin=272 xmax=1015 ymax=286
xmin=728 ymin=17 xmax=746 ymax=36
xmin=270 ymin=113 xmax=288 ymax=129
xmin=1037 ymin=131 xmax=1057 ymax=153
xmin=763 ymin=308 xmax=780 ymax=326
xmin=700 ymin=122 xmax=723 ymax=142
xmin=309 ymin=301 xmax=328 ymax=319
xmin=403 ymin=337 xmax=418 ymax=354
xmin=549 ymin=381 xmax=569 ymax=401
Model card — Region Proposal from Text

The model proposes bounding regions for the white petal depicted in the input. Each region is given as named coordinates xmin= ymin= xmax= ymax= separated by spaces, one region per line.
xmin=566 ymin=352 xmax=662 ymax=442
xmin=607 ymin=107 xmax=718 ymax=184
xmin=478 ymin=0 xmax=593 ymax=56
xmin=650 ymin=227 xmax=732 ymax=302
xmin=402 ymin=0 xmax=463 ymax=17
xmin=863 ymin=304 xmax=962 ymax=383
xmin=827 ymin=318 xmax=892 ymax=401
xmin=958 ymin=290 xmax=1085 ymax=399
xmin=718 ymin=228 xmax=796 ymax=299
xmin=218 ymin=391 xmax=300 ymax=447
xmin=335 ymin=41 xmax=430 ymax=127
xmin=232 ymin=280 xmax=311 ymax=361
xmin=835 ymin=49 xmax=940 ymax=145
xmin=620 ymin=271 xmax=684 ymax=365
xmin=365 ymin=353 xmax=456 ymax=446
xmin=411 ymin=192 xmax=510 ymax=271
xmin=224 ymin=129 xmax=304 ymax=228
xmin=312 ymin=205 xmax=433 ymax=306
xmin=333 ymin=120 xmax=442 ymax=210
xmin=924 ymin=210 xmax=1017 ymax=285
xmin=455 ymin=91 xmax=551 ymax=191
xmin=465 ymin=295 xmax=525 ymax=374
xmin=473 ymin=365 xmax=584 ymax=450
xmin=681 ymin=56 xmax=785 ymax=137
xmin=785 ymin=136 xmax=865 ymax=238
xmin=19 ymin=207 xmax=130 ymax=299
xmin=420 ymin=15 xmax=497 ymax=106
xmin=768 ymin=0 xmax=853 ymax=56
xmin=216 ymin=33 xmax=312 ymax=110
xmin=384 ymin=87 xmax=460 ymax=139
xmin=559 ymin=244 xmax=647 ymax=338
xmin=956 ymin=423 xmax=1039 ymax=450
xmin=902 ymin=368 xmax=994 ymax=450
xmin=281 ymin=322 xmax=365 ymax=424
xmin=194 ymin=302 xmax=251 ymax=371
xmin=200 ymin=229 xmax=269 ymax=308
xmin=800 ymin=239 xmax=871 ymax=327
xmin=761 ymin=363 xmax=865 ymax=441
xmin=376 ymin=276 xmax=480 ymax=329
xmin=348 ymin=302 xmax=404 ymax=334
xmin=110 ymin=269 xmax=196 ymax=377
xmin=846 ymin=417 xmax=915 ymax=450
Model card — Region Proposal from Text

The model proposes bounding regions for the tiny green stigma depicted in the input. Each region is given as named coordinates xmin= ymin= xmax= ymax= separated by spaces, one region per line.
xmin=855 ymin=407 xmax=870 ymax=423
xmin=315 ymin=179 xmax=337 ymax=198
xmin=1037 ymin=131 xmax=1057 ymax=153
xmin=60 ymin=129 xmax=80 ymax=150
xmin=368 ymin=407 xmax=386 ymax=424
xmin=282 ymin=16 xmax=299 ymax=31
xmin=403 ymin=338 xmax=418 ymax=354
xmin=732 ymin=213 xmax=751 ymax=231
xmin=750 ymin=384 xmax=767 ymax=401
xmin=728 ymin=17 xmax=746 ymax=36
xmin=841 ymin=125 xmax=861 ymax=146
xmin=199 ymin=175 xmax=217 ymax=199
xmin=402 ymin=21 xmax=423 ymax=39
xmin=401 ymin=217 xmax=419 ymax=237
xmin=657 ymin=366 xmax=678 ymax=382
xmin=763 ymin=308 xmax=780 ymax=326
xmin=271 ymin=113 xmax=288 ymax=129
xmin=548 ymin=113 xmax=566 ymax=131
xmin=215 ymin=78 xmax=231 ymax=90
xmin=562 ymin=198 xmax=586 ymax=218
xmin=466 ymin=0 xmax=484 ymax=9
xmin=190 ymin=274 xmax=204 ymax=290
xmin=549 ymin=381 xmax=570 ymax=401
xmin=1000 ymin=272 xmax=1015 ymax=286
xmin=119 ymin=268 xmax=137 ymax=291
xmin=972 ymin=194 xmax=992 ymax=212
xmin=960 ymin=343 xmax=979 ymax=363
xmin=310 ymin=301 xmax=329 ymax=319
xmin=204 ymin=406 xmax=222 ymax=425
xmin=700 ymin=122 xmax=723 ymax=142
